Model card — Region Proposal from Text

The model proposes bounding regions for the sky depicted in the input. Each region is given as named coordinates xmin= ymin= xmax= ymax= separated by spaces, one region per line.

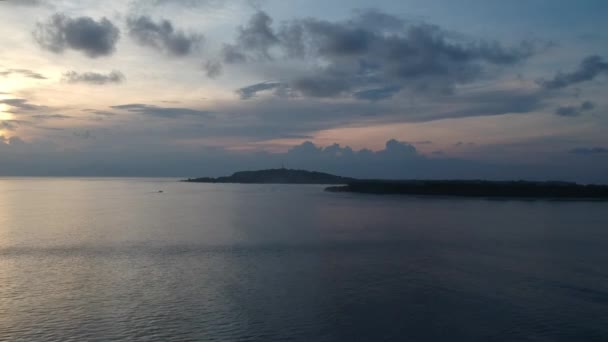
xmin=0 ymin=0 xmax=607 ymax=181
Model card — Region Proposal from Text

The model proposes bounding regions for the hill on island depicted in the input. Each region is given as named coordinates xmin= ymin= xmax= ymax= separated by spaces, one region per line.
xmin=184 ymin=168 xmax=354 ymax=185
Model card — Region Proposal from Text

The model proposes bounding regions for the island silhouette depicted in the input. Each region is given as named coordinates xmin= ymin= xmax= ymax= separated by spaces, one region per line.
xmin=184 ymin=169 xmax=608 ymax=199
xmin=184 ymin=168 xmax=355 ymax=184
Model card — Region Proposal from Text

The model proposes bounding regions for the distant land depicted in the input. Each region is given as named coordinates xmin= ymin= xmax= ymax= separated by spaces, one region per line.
xmin=184 ymin=169 xmax=608 ymax=199
xmin=183 ymin=168 xmax=354 ymax=184
xmin=326 ymin=180 xmax=608 ymax=199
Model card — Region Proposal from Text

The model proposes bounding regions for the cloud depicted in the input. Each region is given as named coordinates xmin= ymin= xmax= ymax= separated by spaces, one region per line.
xmin=539 ymin=55 xmax=608 ymax=89
xmin=203 ymin=60 xmax=222 ymax=78
xmin=0 ymin=120 xmax=33 ymax=131
xmin=555 ymin=101 xmax=595 ymax=117
xmin=353 ymin=86 xmax=402 ymax=102
xmin=569 ymin=147 xmax=608 ymax=155
xmin=233 ymin=11 xmax=278 ymax=60
xmin=204 ymin=86 xmax=548 ymax=144
xmin=0 ymin=121 xmax=20 ymax=131
xmin=31 ymin=114 xmax=71 ymax=120
xmin=0 ymin=0 xmax=46 ymax=6
xmin=62 ymin=70 xmax=125 ymax=85
xmin=111 ymin=103 xmax=213 ymax=118
xmin=91 ymin=111 xmax=117 ymax=117
xmin=0 ymin=131 xmax=606 ymax=182
xmin=129 ymin=0 xmax=226 ymax=9
xmin=127 ymin=16 xmax=204 ymax=57
xmin=223 ymin=10 xmax=537 ymax=100
xmin=33 ymin=14 xmax=120 ymax=58
xmin=581 ymin=101 xmax=596 ymax=111
xmin=0 ymin=98 xmax=47 ymax=112
xmin=0 ymin=69 xmax=47 ymax=79
xmin=415 ymin=88 xmax=546 ymax=122
xmin=221 ymin=44 xmax=247 ymax=64
xmin=236 ymin=81 xmax=285 ymax=99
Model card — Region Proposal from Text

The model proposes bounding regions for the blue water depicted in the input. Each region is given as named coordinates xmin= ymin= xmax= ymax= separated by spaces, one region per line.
xmin=0 ymin=178 xmax=607 ymax=341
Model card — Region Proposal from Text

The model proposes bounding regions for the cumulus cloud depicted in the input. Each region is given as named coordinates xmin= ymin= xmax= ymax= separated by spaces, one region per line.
xmin=127 ymin=16 xmax=204 ymax=57
xmin=555 ymin=101 xmax=595 ymax=117
xmin=111 ymin=103 xmax=213 ymax=118
xmin=284 ymin=139 xmax=419 ymax=166
xmin=63 ymin=70 xmax=125 ymax=85
xmin=232 ymin=11 xmax=279 ymax=60
xmin=539 ymin=55 xmax=608 ymax=89
xmin=222 ymin=10 xmax=537 ymax=100
xmin=33 ymin=14 xmax=120 ymax=58
xmin=0 ymin=69 xmax=47 ymax=79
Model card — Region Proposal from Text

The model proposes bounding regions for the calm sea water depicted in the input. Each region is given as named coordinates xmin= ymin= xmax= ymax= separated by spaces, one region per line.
xmin=0 ymin=178 xmax=607 ymax=341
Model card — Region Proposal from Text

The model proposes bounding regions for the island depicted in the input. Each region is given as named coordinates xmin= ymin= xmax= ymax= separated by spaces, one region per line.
xmin=184 ymin=169 xmax=608 ymax=199
xmin=325 ymin=180 xmax=608 ymax=199
xmin=183 ymin=168 xmax=354 ymax=185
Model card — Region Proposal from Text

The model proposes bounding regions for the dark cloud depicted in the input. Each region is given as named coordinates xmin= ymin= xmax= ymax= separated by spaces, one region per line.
xmin=539 ymin=55 xmax=608 ymax=89
xmin=236 ymin=81 xmax=285 ymax=99
xmin=555 ymin=106 xmax=578 ymax=117
xmin=354 ymin=85 xmax=402 ymax=101
xmin=581 ymin=101 xmax=596 ymax=111
xmin=31 ymin=114 xmax=72 ymax=120
xmin=240 ymin=11 xmax=279 ymax=56
xmin=0 ymin=120 xmax=33 ymax=131
xmin=88 ymin=111 xmax=116 ymax=122
xmin=414 ymin=88 xmax=546 ymax=122
xmin=221 ymin=44 xmax=247 ymax=64
xmin=228 ymin=11 xmax=279 ymax=61
xmin=555 ymin=101 xmax=595 ymax=117
xmin=0 ymin=121 xmax=19 ymax=131
xmin=127 ymin=16 xmax=203 ymax=57
xmin=73 ymin=130 xmax=93 ymax=140
xmin=0 ymin=99 xmax=47 ymax=112
xmin=206 ymin=86 xmax=547 ymax=144
xmin=63 ymin=70 xmax=125 ymax=85
xmin=111 ymin=104 xmax=213 ymax=118
xmin=291 ymin=76 xmax=353 ymax=98
xmin=569 ymin=147 xmax=608 ymax=155
xmin=351 ymin=8 xmax=406 ymax=31
xmin=223 ymin=10 xmax=537 ymax=100
xmin=33 ymin=14 xmax=120 ymax=58
xmin=203 ymin=60 xmax=222 ymax=78
xmin=0 ymin=69 xmax=47 ymax=80
xmin=129 ymin=0 xmax=226 ymax=9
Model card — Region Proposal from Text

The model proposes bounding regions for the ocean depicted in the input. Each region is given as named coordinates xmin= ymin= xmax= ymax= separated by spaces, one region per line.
xmin=1 ymin=178 xmax=607 ymax=341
